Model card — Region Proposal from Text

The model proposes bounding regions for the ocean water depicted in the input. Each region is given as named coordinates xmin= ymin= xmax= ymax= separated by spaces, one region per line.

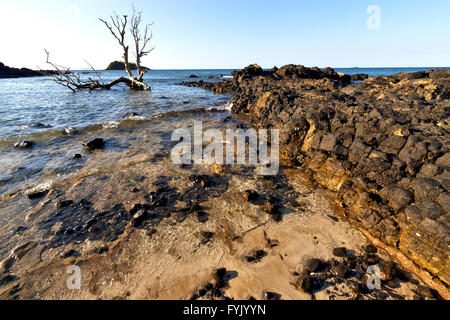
xmin=0 ymin=70 xmax=232 ymax=141
xmin=334 ymin=67 xmax=444 ymax=77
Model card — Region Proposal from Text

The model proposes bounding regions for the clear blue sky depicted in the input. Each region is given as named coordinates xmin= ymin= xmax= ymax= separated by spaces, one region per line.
xmin=1 ymin=0 xmax=449 ymax=69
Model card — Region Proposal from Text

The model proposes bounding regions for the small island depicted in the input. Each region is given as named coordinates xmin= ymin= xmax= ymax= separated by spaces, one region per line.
xmin=105 ymin=60 xmax=149 ymax=71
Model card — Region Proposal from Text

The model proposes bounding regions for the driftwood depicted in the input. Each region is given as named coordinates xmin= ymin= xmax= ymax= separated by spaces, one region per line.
xmin=46 ymin=6 xmax=153 ymax=92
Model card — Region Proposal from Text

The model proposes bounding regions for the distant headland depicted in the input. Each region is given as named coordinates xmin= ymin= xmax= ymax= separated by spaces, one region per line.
xmin=0 ymin=62 xmax=49 ymax=78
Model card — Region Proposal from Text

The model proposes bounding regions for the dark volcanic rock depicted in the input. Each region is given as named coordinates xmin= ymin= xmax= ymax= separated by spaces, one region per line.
xmin=179 ymin=80 xmax=234 ymax=94
xmin=130 ymin=209 xmax=148 ymax=227
xmin=0 ymin=274 xmax=19 ymax=287
xmin=305 ymin=258 xmax=323 ymax=273
xmin=196 ymin=211 xmax=209 ymax=223
xmin=57 ymin=200 xmax=74 ymax=208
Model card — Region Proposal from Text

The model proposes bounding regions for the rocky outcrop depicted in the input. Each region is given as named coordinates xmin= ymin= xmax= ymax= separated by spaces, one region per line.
xmin=179 ymin=80 xmax=234 ymax=94
xmin=230 ymin=64 xmax=450 ymax=289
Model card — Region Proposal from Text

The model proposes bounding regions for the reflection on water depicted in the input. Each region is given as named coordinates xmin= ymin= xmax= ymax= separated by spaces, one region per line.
xmin=0 ymin=70 xmax=233 ymax=139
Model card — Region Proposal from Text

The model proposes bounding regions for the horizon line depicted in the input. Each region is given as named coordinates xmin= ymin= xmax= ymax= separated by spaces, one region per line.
xmin=69 ymin=65 xmax=450 ymax=71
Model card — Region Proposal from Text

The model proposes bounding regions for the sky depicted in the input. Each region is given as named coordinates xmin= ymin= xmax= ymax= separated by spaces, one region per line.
xmin=0 ymin=0 xmax=449 ymax=70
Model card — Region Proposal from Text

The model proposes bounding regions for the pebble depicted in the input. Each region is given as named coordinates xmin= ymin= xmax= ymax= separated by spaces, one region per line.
xmin=130 ymin=209 xmax=147 ymax=227
xmin=196 ymin=211 xmax=209 ymax=223
xmin=200 ymin=231 xmax=214 ymax=244
xmin=98 ymin=247 xmax=109 ymax=254
xmin=364 ymin=244 xmax=378 ymax=254
xmin=264 ymin=292 xmax=281 ymax=300
xmin=215 ymin=268 xmax=227 ymax=281
xmin=147 ymin=228 xmax=157 ymax=237
xmin=305 ymin=258 xmax=323 ymax=273
xmin=57 ymin=200 xmax=74 ymax=208
xmin=242 ymin=190 xmax=259 ymax=202
xmin=332 ymin=247 xmax=347 ymax=257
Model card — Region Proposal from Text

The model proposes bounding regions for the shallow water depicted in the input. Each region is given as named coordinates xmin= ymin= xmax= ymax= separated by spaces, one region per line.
xmin=0 ymin=70 xmax=235 ymax=257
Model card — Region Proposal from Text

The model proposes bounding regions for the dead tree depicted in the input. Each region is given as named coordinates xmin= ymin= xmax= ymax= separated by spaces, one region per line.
xmin=45 ymin=7 xmax=153 ymax=91
xmin=129 ymin=6 xmax=154 ymax=82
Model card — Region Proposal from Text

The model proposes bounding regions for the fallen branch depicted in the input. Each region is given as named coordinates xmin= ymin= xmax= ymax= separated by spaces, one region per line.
xmin=45 ymin=6 xmax=153 ymax=92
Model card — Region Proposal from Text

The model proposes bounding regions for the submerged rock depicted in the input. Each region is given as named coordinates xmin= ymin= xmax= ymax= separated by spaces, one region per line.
xmin=14 ymin=141 xmax=34 ymax=149
xmin=83 ymin=138 xmax=105 ymax=150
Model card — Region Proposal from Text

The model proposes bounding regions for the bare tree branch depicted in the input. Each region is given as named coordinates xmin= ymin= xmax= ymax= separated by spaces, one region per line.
xmin=130 ymin=5 xmax=155 ymax=81
xmin=84 ymin=59 xmax=105 ymax=85
xmin=99 ymin=14 xmax=134 ymax=79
